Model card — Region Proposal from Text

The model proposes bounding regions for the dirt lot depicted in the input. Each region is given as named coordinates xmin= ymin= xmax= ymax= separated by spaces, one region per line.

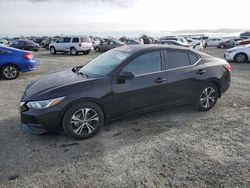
xmin=0 ymin=48 xmax=250 ymax=188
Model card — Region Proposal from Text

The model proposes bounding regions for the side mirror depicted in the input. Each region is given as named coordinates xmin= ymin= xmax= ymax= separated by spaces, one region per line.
xmin=118 ymin=71 xmax=135 ymax=80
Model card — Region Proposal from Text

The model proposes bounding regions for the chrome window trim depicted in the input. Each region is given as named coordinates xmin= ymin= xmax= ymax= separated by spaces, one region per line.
xmin=133 ymin=70 xmax=166 ymax=78
xmin=166 ymin=58 xmax=202 ymax=72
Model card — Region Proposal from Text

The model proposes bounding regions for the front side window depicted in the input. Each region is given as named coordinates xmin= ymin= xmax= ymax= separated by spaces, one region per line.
xmin=63 ymin=37 xmax=71 ymax=43
xmin=123 ymin=51 xmax=161 ymax=76
xmin=166 ymin=50 xmax=190 ymax=69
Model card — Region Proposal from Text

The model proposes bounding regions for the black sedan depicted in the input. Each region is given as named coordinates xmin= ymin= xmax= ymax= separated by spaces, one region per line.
xmin=20 ymin=45 xmax=231 ymax=139
xmin=10 ymin=39 xmax=39 ymax=52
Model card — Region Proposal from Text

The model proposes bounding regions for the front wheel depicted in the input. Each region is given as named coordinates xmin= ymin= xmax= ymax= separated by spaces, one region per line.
xmin=1 ymin=64 xmax=20 ymax=80
xmin=234 ymin=53 xmax=248 ymax=63
xmin=62 ymin=102 xmax=104 ymax=139
xmin=50 ymin=46 xmax=57 ymax=54
xmin=196 ymin=83 xmax=218 ymax=111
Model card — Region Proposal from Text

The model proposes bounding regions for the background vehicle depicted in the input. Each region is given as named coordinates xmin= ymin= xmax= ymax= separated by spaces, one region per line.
xmin=224 ymin=45 xmax=250 ymax=63
xmin=236 ymin=39 xmax=250 ymax=46
xmin=94 ymin=39 xmax=125 ymax=52
xmin=125 ymin=39 xmax=141 ymax=45
xmin=206 ymin=38 xmax=224 ymax=47
xmin=186 ymin=38 xmax=202 ymax=50
xmin=49 ymin=36 xmax=92 ymax=55
xmin=20 ymin=45 xmax=231 ymax=139
xmin=160 ymin=36 xmax=188 ymax=46
xmin=10 ymin=39 xmax=39 ymax=51
xmin=0 ymin=45 xmax=37 ymax=79
xmin=217 ymin=38 xmax=244 ymax=48
xmin=156 ymin=40 xmax=189 ymax=47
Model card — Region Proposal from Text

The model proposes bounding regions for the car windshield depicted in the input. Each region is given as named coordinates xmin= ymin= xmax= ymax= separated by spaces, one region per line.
xmin=78 ymin=50 xmax=131 ymax=77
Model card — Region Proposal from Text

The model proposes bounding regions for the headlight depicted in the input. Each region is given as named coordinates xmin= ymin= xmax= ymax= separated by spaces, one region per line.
xmin=226 ymin=50 xmax=236 ymax=53
xmin=26 ymin=97 xmax=65 ymax=110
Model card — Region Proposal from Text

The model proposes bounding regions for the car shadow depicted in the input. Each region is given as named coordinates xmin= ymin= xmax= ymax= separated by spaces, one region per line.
xmin=0 ymin=105 xmax=206 ymax=183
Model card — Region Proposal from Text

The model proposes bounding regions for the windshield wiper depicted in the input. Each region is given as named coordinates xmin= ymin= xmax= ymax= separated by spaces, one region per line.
xmin=77 ymin=72 xmax=88 ymax=78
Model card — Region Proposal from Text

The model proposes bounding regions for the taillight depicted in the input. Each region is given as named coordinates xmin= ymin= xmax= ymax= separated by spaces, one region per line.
xmin=224 ymin=64 xmax=231 ymax=72
xmin=23 ymin=52 xmax=34 ymax=60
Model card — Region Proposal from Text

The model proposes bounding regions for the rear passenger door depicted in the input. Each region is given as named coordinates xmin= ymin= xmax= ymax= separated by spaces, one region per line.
xmin=62 ymin=37 xmax=71 ymax=51
xmin=164 ymin=49 xmax=204 ymax=105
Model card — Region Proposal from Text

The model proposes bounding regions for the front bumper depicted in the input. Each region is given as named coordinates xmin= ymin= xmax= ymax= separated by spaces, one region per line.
xmin=20 ymin=103 xmax=62 ymax=134
xmin=224 ymin=52 xmax=234 ymax=61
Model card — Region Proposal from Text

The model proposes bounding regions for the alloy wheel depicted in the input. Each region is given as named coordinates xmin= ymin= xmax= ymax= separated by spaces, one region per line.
xmin=70 ymin=108 xmax=99 ymax=135
xmin=3 ymin=66 xmax=18 ymax=79
xmin=200 ymin=87 xmax=216 ymax=109
xmin=235 ymin=54 xmax=247 ymax=63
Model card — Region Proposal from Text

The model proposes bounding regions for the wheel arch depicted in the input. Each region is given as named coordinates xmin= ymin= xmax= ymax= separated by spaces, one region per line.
xmin=0 ymin=62 xmax=20 ymax=71
xmin=205 ymin=79 xmax=222 ymax=98
xmin=234 ymin=52 xmax=249 ymax=61
xmin=59 ymin=98 xmax=109 ymax=129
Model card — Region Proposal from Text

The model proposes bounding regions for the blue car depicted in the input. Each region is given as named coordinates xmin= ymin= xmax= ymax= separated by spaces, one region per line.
xmin=0 ymin=45 xmax=38 ymax=80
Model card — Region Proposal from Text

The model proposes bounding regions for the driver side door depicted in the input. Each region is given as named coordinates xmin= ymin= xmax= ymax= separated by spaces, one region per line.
xmin=112 ymin=50 xmax=168 ymax=117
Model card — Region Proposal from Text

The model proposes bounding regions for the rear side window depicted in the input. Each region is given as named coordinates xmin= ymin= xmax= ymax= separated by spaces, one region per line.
xmin=123 ymin=51 xmax=161 ymax=75
xmin=165 ymin=50 xmax=190 ymax=69
xmin=64 ymin=37 xmax=71 ymax=43
xmin=189 ymin=52 xmax=199 ymax=64
xmin=81 ymin=37 xmax=91 ymax=43
xmin=72 ymin=38 xmax=79 ymax=43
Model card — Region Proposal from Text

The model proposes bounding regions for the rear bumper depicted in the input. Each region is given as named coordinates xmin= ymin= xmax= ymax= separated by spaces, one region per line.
xmin=20 ymin=60 xmax=38 ymax=72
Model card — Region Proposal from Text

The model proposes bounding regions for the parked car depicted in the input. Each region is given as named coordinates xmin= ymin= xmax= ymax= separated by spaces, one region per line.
xmin=94 ymin=39 xmax=125 ymax=52
xmin=236 ymin=39 xmax=250 ymax=46
xmin=186 ymin=38 xmax=202 ymax=50
xmin=125 ymin=39 xmax=141 ymax=45
xmin=217 ymin=38 xmax=244 ymax=49
xmin=0 ymin=45 xmax=37 ymax=80
xmin=156 ymin=40 xmax=189 ymax=47
xmin=205 ymin=38 xmax=224 ymax=47
xmin=49 ymin=36 xmax=92 ymax=55
xmin=160 ymin=36 xmax=188 ymax=46
xmin=10 ymin=40 xmax=39 ymax=52
xmin=224 ymin=45 xmax=250 ymax=63
xmin=20 ymin=45 xmax=231 ymax=139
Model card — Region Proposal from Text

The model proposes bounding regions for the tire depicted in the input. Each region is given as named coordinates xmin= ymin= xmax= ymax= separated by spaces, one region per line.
xmin=196 ymin=83 xmax=219 ymax=111
xmin=1 ymin=64 xmax=20 ymax=80
xmin=95 ymin=47 xmax=100 ymax=52
xmin=70 ymin=47 xmax=78 ymax=55
xmin=234 ymin=53 xmax=248 ymax=63
xmin=50 ymin=46 xmax=57 ymax=54
xmin=220 ymin=44 xmax=225 ymax=49
xmin=83 ymin=50 xmax=90 ymax=55
xmin=62 ymin=102 xmax=104 ymax=139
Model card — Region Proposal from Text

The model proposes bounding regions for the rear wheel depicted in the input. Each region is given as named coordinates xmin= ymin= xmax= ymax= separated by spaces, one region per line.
xmin=83 ymin=50 xmax=90 ymax=55
xmin=196 ymin=83 xmax=218 ymax=111
xmin=50 ymin=46 xmax=56 ymax=54
xmin=1 ymin=64 xmax=20 ymax=80
xmin=70 ymin=47 xmax=78 ymax=55
xmin=234 ymin=53 xmax=248 ymax=63
xmin=95 ymin=47 xmax=100 ymax=52
xmin=220 ymin=44 xmax=225 ymax=49
xmin=62 ymin=102 xmax=104 ymax=139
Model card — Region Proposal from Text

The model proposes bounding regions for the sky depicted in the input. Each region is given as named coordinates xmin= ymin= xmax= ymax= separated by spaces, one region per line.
xmin=0 ymin=0 xmax=249 ymax=37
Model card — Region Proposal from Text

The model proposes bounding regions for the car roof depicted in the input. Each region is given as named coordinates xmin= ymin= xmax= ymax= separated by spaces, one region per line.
xmin=116 ymin=44 xmax=190 ymax=53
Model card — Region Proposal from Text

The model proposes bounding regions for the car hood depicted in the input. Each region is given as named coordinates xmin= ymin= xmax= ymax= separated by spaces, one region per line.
xmin=22 ymin=69 xmax=94 ymax=100
xmin=226 ymin=45 xmax=247 ymax=52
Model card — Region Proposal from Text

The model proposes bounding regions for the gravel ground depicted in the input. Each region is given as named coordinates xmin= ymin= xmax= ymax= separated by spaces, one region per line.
xmin=0 ymin=48 xmax=250 ymax=188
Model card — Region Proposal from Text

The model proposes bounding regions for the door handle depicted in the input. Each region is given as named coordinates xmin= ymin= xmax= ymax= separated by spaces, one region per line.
xmin=155 ymin=77 xmax=166 ymax=83
xmin=196 ymin=69 xmax=206 ymax=75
